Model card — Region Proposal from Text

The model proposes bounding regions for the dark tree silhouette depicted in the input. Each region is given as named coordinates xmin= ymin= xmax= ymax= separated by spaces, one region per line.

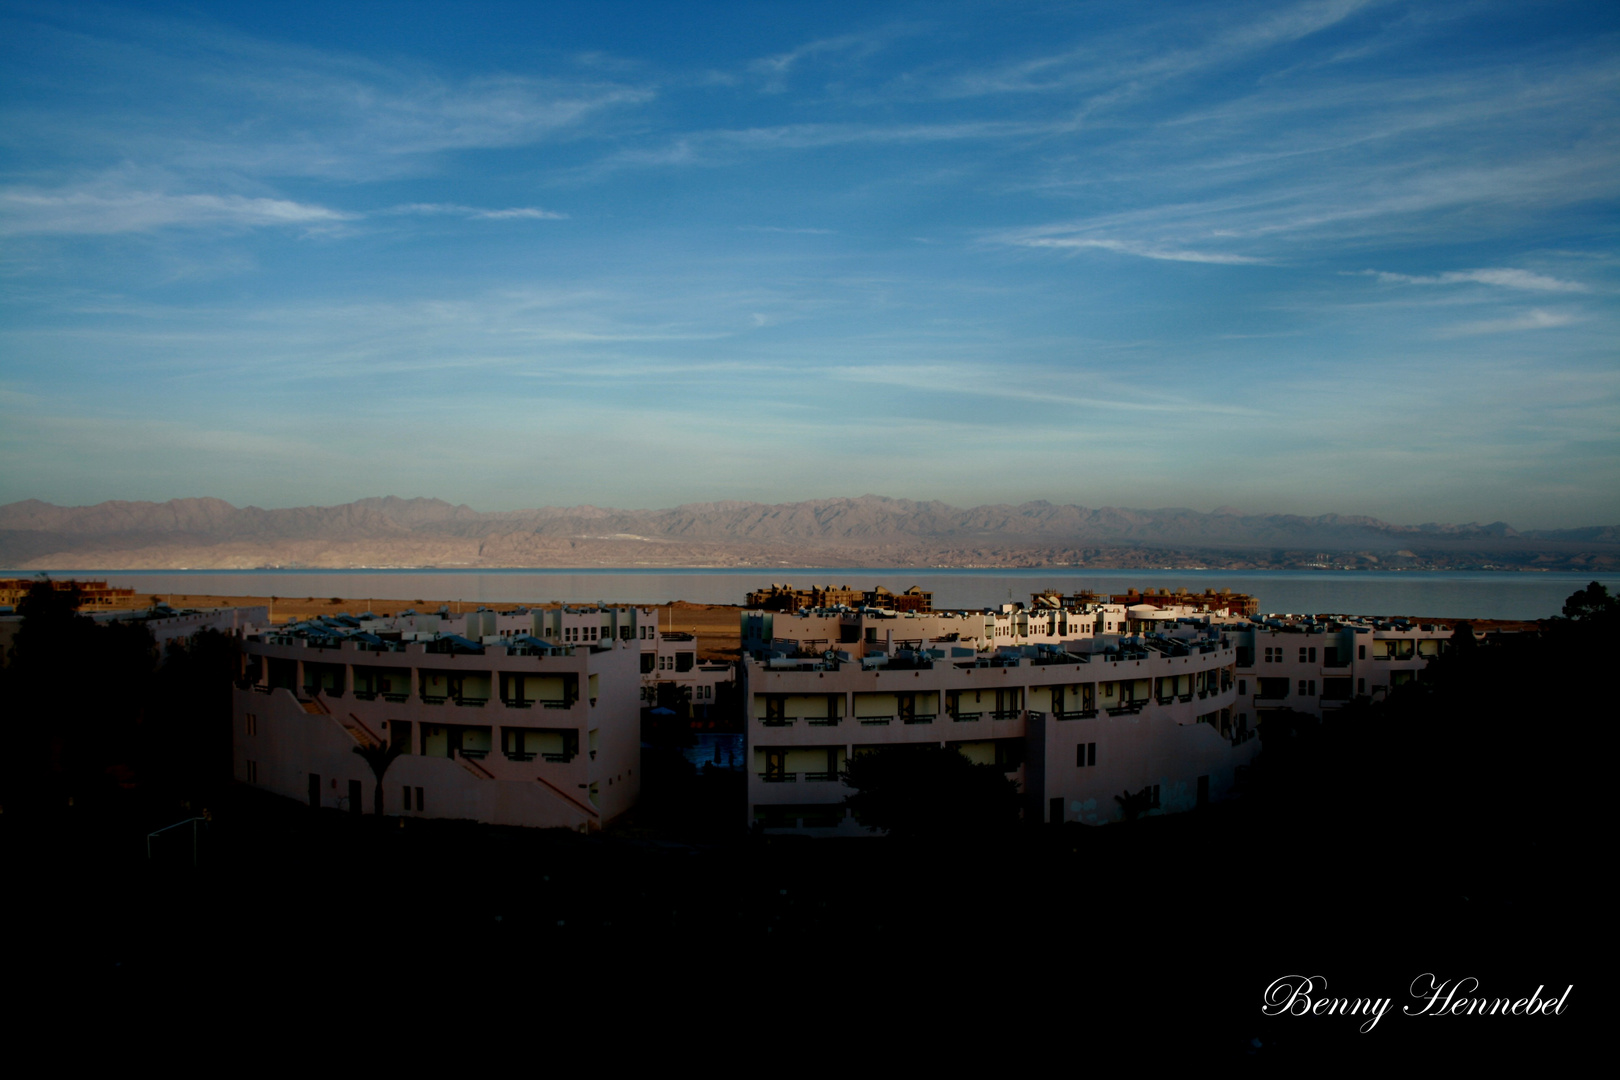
xmin=352 ymin=740 xmax=409 ymax=816
xmin=1561 ymin=580 xmax=1620 ymax=625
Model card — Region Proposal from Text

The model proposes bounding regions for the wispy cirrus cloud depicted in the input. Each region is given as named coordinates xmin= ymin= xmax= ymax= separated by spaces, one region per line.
xmin=1360 ymin=268 xmax=1588 ymax=292
xmin=0 ymin=188 xmax=571 ymax=236
xmin=0 ymin=14 xmax=653 ymax=185
xmin=933 ymin=0 xmax=1388 ymax=99
xmin=1004 ymin=235 xmax=1265 ymax=265
xmin=0 ymin=188 xmax=352 ymax=235
xmin=380 ymin=204 xmax=568 ymax=221
xmin=1439 ymin=308 xmax=1580 ymax=336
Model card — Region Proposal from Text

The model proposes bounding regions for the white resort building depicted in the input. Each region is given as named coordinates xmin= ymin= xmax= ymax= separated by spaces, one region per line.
xmin=219 ymin=587 xmax=1470 ymax=834
xmin=743 ymin=598 xmax=1257 ymax=833
xmin=234 ymin=605 xmax=681 ymax=830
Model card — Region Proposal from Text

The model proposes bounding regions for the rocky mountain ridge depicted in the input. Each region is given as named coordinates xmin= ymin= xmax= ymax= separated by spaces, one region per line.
xmin=1 ymin=495 xmax=1614 ymax=571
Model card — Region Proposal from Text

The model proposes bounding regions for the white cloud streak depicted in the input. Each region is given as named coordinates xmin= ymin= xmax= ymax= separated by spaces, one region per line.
xmin=0 ymin=188 xmax=352 ymax=235
xmin=1439 ymin=309 xmax=1580 ymax=336
xmin=1363 ymin=268 xmax=1589 ymax=292
xmin=1009 ymin=236 xmax=1266 ymax=265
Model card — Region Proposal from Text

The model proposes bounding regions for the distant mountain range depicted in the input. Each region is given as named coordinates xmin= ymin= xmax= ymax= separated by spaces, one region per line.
xmin=1 ymin=495 xmax=1615 ymax=571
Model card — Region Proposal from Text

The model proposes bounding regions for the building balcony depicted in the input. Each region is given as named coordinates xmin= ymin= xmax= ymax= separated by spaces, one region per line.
xmin=503 ymin=698 xmax=534 ymax=709
xmin=1056 ymin=709 xmax=1098 ymax=720
xmin=1106 ymin=701 xmax=1145 ymax=716
xmin=859 ymin=716 xmax=892 ymax=726
xmin=950 ymin=711 xmax=982 ymax=722
xmin=1178 ymin=693 xmax=1193 ymax=703
xmin=760 ymin=717 xmax=795 ymax=727
xmin=990 ymin=710 xmax=1020 ymax=721
xmin=807 ymin=716 xmax=840 ymax=727
xmin=903 ymin=714 xmax=936 ymax=725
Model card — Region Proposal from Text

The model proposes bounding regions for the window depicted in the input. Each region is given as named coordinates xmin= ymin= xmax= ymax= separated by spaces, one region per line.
xmin=1256 ymin=678 xmax=1289 ymax=700
xmin=1238 ymin=679 xmax=1247 ymax=695
xmin=1298 ymin=647 xmax=1316 ymax=663
xmin=415 ymin=787 xmax=425 ymax=812
xmin=1358 ymin=644 xmax=1366 ymax=660
xmin=245 ymin=713 xmax=257 ymax=736
xmin=403 ymin=785 xmax=412 ymax=810
xmin=1076 ymin=742 xmax=1097 ymax=767
xmin=1357 ymin=678 xmax=1366 ymax=694
xmin=1297 ymin=679 xmax=1316 ymax=696
xmin=246 ymin=760 xmax=258 ymax=783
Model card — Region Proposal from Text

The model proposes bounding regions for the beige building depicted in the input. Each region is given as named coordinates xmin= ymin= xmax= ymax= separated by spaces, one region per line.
xmin=744 ymin=602 xmax=1252 ymax=832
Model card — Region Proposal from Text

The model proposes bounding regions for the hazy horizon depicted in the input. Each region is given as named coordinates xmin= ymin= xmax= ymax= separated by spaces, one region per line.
xmin=3 ymin=2 xmax=1616 ymax=529
xmin=3 ymin=490 xmax=1615 ymax=532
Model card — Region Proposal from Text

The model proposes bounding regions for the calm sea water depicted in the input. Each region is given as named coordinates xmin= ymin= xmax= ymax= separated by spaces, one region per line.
xmin=9 ymin=567 xmax=1617 ymax=621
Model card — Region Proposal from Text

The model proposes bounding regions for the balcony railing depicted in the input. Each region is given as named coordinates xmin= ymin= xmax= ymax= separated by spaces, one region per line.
xmin=457 ymin=697 xmax=488 ymax=708
xmin=1178 ymin=693 xmax=1193 ymax=703
xmin=504 ymin=751 xmax=536 ymax=762
xmin=383 ymin=692 xmax=410 ymax=703
xmin=1106 ymin=701 xmax=1145 ymax=716
xmin=990 ymin=710 xmax=1021 ymax=720
xmin=1156 ymin=694 xmax=1176 ymax=705
xmin=903 ymin=714 xmax=936 ymax=725
xmin=353 ymin=690 xmax=377 ymax=701
xmin=950 ymin=711 xmax=982 ymax=722
xmin=421 ymin=694 xmax=448 ymax=705
xmin=540 ymin=699 xmax=574 ymax=709
xmin=804 ymin=771 xmax=838 ymax=782
xmin=1056 ymin=709 xmax=1098 ymax=720
xmin=758 ymin=772 xmax=797 ymax=783
xmin=541 ymin=752 xmax=574 ymax=763
xmin=859 ymin=716 xmax=892 ymax=726
xmin=807 ymin=716 xmax=840 ymax=727
xmin=460 ymin=748 xmax=489 ymax=760
xmin=760 ymin=717 xmax=795 ymax=727
xmin=502 ymin=698 xmax=533 ymax=709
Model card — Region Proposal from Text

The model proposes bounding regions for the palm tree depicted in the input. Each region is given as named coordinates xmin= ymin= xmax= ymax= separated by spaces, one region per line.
xmin=352 ymin=741 xmax=408 ymax=816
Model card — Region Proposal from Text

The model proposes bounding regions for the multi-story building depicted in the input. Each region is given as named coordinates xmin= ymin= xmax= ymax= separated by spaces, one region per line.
xmin=234 ymin=607 xmax=649 ymax=830
xmin=745 ymin=583 xmax=933 ymax=613
xmin=232 ymin=602 xmax=737 ymax=828
xmin=1229 ymin=614 xmax=1459 ymax=726
xmin=0 ymin=602 xmax=266 ymax=666
xmin=744 ymin=607 xmax=1253 ymax=833
xmin=0 ymin=577 xmax=139 ymax=609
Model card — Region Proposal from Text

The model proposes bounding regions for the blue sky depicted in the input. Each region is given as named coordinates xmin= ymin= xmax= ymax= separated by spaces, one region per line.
xmin=1 ymin=0 xmax=1615 ymax=527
